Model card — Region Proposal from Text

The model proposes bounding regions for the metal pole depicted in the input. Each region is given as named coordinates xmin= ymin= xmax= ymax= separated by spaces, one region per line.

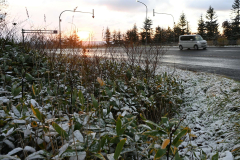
xmin=22 ymin=29 xmax=25 ymax=44
xmin=137 ymin=1 xmax=148 ymax=45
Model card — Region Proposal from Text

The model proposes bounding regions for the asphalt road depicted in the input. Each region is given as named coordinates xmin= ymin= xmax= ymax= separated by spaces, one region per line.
xmin=161 ymin=47 xmax=240 ymax=81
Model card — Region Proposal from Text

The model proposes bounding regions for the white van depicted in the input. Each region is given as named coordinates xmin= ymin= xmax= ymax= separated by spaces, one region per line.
xmin=178 ymin=35 xmax=207 ymax=50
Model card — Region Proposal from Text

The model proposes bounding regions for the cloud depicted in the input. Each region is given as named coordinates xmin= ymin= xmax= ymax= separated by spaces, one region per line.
xmin=185 ymin=0 xmax=232 ymax=11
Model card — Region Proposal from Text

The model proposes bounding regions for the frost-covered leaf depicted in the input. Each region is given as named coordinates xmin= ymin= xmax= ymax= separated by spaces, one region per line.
xmin=25 ymin=150 xmax=50 ymax=160
xmin=3 ymin=139 xmax=15 ymax=148
xmin=12 ymin=106 xmax=21 ymax=117
xmin=45 ymin=118 xmax=58 ymax=124
xmin=0 ymin=155 xmax=21 ymax=160
xmin=13 ymin=120 xmax=26 ymax=124
xmin=107 ymin=153 xmax=114 ymax=160
xmin=73 ymin=130 xmax=84 ymax=142
xmin=6 ymin=127 xmax=14 ymax=136
xmin=23 ymin=146 xmax=36 ymax=153
xmin=55 ymin=143 xmax=69 ymax=158
xmin=83 ymin=115 xmax=89 ymax=125
xmin=24 ymin=129 xmax=31 ymax=138
xmin=61 ymin=151 xmax=86 ymax=159
xmin=7 ymin=147 xmax=23 ymax=155
xmin=31 ymin=99 xmax=39 ymax=108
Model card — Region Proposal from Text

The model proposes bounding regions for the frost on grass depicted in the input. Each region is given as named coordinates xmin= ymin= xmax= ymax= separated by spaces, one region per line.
xmin=157 ymin=66 xmax=239 ymax=159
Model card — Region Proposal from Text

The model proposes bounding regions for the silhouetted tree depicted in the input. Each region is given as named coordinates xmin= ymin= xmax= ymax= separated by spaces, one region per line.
xmin=178 ymin=12 xmax=187 ymax=35
xmin=231 ymin=0 xmax=240 ymax=39
xmin=141 ymin=18 xmax=153 ymax=44
xmin=173 ymin=25 xmax=182 ymax=42
xmin=112 ymin=30 xmax=117 ymax=44
xmin=104 ymin=27 xmax=111 ymax=45
xmin=205 ymin=6 xmax=219 ymax=40
xmin=125 ymin=23 xmax=139 ymax=43
xmin=222 ymin=20 xmax=232 ymax=39
xmin=197 ymin=14 xmax=206 ymax=39
xmin=153 ymin=26 xmax=162 ymax=43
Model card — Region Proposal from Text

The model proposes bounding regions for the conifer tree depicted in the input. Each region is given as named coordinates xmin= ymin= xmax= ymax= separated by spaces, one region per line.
xmin=197 ymin=14 xmax=206 ymax=39
xmin=205 ymin=6 xmax=219 ymax=40
xmin=178 ymin=12 xmax=187 ymax=35
xmin=153 ymin=26 xmax=162 ymax=43
xmin=222 ymin=20 xmax=232 ymax=39
xmin=104 ymin=27 xmax=111 ymax=45
xmin=231 ymin=0 xmax=240 ymax=39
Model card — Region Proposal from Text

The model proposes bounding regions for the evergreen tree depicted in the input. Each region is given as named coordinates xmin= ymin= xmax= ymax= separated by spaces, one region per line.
xmin=222 ymin=20 xmax=232 ymax=39
xmin=178 ymin=12 xmax=187 ymax=35
xmin=142 ymin=18 xmax=153 ymax=44
xmin=126 ymin=23 xmax=139 ymax=43
xmin=173 ymin=25 xmax=182 ymax=42
xmin=114 ymin=30 xmax=122 ymax=45
xmin=112 ymin=30 xmax=117 ymax=44
xmin=104 ymin=27 xmax=111 ymax=45
xmin=153 ymin=26 xmax=162 ymax=43
xmin=205 ymin=6 xmax=219 ymax=40
xmin=231 ymin=0 xmax=240 ymax=39
xmin=197 ymin=14 xmax=206 ymax=39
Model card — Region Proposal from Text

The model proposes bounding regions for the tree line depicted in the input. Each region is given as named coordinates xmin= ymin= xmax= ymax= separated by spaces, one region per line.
xmin=104 ymin=0 xmax=240 ymax=45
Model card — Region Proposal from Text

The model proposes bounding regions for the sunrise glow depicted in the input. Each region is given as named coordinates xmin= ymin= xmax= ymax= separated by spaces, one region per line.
xmin=78 ymin=31 xmax=90 ymax=40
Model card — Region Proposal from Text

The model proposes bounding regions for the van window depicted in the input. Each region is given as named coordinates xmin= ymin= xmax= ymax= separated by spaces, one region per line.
xmin=180 ymin=36 xmax=194 ymax=41
xmin=195 ymin=35 xmax=203 ymax=41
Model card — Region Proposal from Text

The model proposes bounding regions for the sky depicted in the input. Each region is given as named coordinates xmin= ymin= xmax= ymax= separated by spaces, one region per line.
xmin=3 ymin=0 xmax=235 ymax=41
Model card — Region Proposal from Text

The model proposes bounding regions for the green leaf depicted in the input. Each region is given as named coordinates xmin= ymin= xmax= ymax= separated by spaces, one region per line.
xmin=11 ymin=82 xmax=22 ymax=97
xmin=143 ymin=130 xmax=166 ymax=137
xmin=105 ymin=87 xmax=112 ymax=97
xmin=211 ymin=152 xmax=218 ymax=160
xmin=174 ymin=151 xmax=182 ymax=160
xmin=116 ymin=116 xmax=122 ymax=136
xmin=31 ymin=104 xmax=45 ymax=122
xmin=144 ymin=120 xmax=161 ymax=129
xmin=72 ymin=89 xmax=78 ymax=105
xmin=100 ymin=136 xmax=107 ymax=149
xmin=161 ymin=117 xmax=168 ymax=124
xmin=52 ymin=122 xmax=68 ymax=139
xmin=94 ymin=153 xmax=106 ymax=160
xmin=173 ymin=140 xmax=183 ymax=147
xmin=26 ymin=73 xmax=34 ymax=82
xmin=114 ymin=138 xmax=126 ymax=160
xmin=91 ymin=94 xmax=98 ymax=109
xmin=78 ymin=90 xmax=85 ymax=105
xmin=173 ymin=127 xmax=189 ymax=147
xmin=155 ymin=148 xmax=166 ymax=159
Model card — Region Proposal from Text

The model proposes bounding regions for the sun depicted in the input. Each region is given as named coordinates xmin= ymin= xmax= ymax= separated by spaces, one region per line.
xmin=78 ymin=31 xmax=90 ymax=40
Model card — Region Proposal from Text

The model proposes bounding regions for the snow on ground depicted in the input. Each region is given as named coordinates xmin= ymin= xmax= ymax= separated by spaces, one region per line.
xmin=157 ymin=66 xmax=240 ymax=160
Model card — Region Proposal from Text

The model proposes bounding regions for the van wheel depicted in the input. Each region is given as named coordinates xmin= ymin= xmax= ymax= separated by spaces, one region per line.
xmin=179 ymin=45 xmax=183 ymax=50
xmin=194 ymin=45 xmax=199 ymax=50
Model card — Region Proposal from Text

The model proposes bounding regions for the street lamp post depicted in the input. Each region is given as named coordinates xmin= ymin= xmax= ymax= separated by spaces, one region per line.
xmin=153 ymin=9 xmax=175 ymax=44
xmin=59 ymin=9 xmax=94 ymax=53
xmin=136 ymin=0 xmax=148 ymax=45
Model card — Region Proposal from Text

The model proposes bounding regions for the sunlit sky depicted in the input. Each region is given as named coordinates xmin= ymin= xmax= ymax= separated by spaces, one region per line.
xmin=4 ymin=0 xmax=235 ymax=41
